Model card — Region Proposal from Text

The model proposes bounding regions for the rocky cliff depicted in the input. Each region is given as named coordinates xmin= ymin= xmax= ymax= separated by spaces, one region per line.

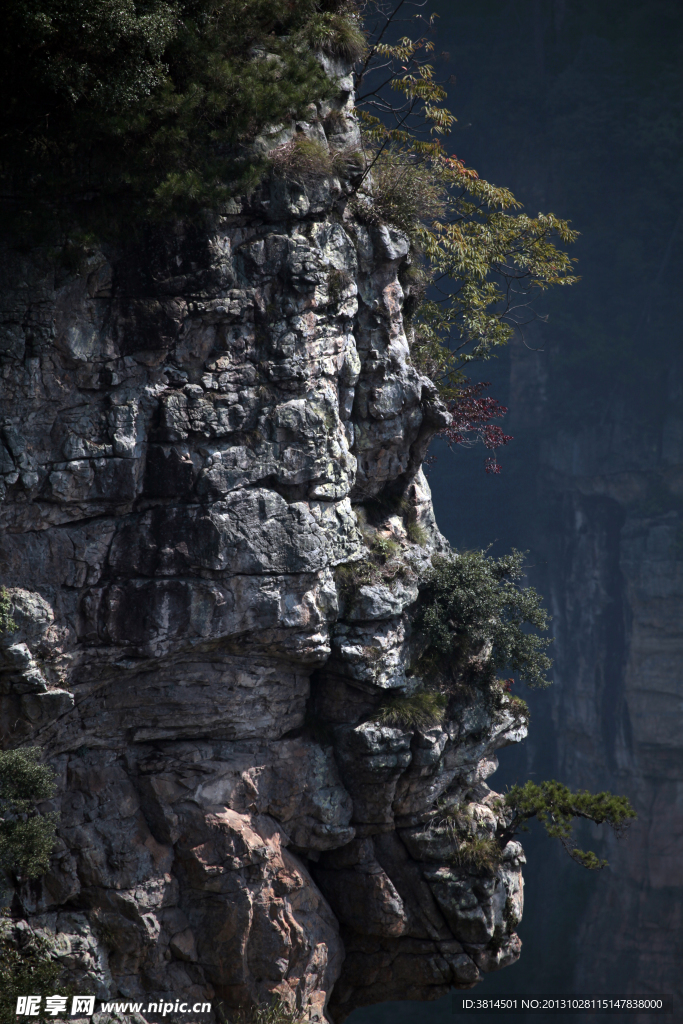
xmin=0 ymin=62 xmax=527 ymax=1023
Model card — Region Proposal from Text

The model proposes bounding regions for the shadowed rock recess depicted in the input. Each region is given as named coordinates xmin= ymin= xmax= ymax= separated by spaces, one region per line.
xmin=0 ymin=62 xmax=526 ymax=1023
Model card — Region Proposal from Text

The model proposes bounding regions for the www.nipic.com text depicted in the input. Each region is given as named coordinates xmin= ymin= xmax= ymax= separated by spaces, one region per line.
xmin=15 ymin=996 xmax=212 ymax=1017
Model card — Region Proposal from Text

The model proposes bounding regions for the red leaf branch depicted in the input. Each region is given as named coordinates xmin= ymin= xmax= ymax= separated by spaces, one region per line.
xmin=439 ymin=381 xmax=513 ymax=474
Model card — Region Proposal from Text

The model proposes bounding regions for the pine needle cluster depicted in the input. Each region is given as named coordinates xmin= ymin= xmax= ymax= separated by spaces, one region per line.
xmin=504 ymin=780 xmax=637 ymax=870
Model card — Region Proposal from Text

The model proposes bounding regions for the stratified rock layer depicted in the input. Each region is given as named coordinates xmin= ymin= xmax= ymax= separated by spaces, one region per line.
xmin=0 ymin=68 xmax=526 ymax=1022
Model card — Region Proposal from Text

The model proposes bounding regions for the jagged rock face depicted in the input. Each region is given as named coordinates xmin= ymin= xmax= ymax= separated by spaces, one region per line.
xmin=0 ymin=75 xmax=527 ymax=1022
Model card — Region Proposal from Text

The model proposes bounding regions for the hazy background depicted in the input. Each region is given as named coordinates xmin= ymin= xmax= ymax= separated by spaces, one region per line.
xmin=349 ymin=1 xmax=683 ymax=1021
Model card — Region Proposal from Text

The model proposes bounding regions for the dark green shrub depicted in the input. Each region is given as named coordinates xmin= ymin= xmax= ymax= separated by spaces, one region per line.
xmin=415 ymin=549 xmax=552 ymax=687
xmin=0 ymin=749 xmax=58 ymax=883
xmin=0 ymin=751 xmax=62 ymax=1024
xmin=0 ymin=919 xmax=63 ymax=1024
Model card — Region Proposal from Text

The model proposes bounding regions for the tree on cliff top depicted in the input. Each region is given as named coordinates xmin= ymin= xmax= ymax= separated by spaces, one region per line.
xmin=0 ymin=0 xmax=362 ymax=220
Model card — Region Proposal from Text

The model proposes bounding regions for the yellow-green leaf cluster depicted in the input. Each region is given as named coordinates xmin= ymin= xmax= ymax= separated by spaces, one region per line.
xmin=353 ymin=7 xmax=579 ymax=386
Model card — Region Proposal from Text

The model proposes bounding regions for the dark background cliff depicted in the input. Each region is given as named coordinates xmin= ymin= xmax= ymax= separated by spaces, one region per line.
xmin=350 ymin=0 xmax=683 ymax=1020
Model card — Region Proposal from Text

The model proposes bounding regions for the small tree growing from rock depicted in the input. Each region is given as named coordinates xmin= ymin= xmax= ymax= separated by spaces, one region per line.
xmin=502 ymin=780 xmax=636 ymax=870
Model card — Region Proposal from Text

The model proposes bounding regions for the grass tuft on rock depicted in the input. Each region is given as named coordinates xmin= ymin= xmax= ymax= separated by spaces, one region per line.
xmin=405 ymin=519 xmax=428 ymax=546
xmin=449 ymin=834 xmax=501 ymax=873
xmin=373 ymin=689 xmax=447 ymax=730
xmin=270 ymin=136 xmax=334 ymax=184
xmin=225 ymin=997 xmax=309 ymax=1023
xmin=305 ymin=11 xmax=367 ymax=61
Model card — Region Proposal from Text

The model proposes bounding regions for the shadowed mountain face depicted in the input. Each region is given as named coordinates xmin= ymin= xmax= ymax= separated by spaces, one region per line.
xmin=349 ymin=2 xmax=683 ymax=1022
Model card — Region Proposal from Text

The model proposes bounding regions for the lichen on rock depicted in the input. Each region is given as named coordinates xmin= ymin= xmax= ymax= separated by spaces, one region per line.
xmin=0 ymin=70 xmax=527 ymax=1024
